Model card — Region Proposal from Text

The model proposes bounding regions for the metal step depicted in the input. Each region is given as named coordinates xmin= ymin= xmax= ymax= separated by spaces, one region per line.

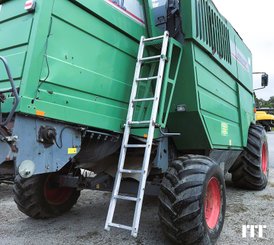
xmin=132 ymin=97 xmax=155 ymax=103
xmin=125 ymin=144 xmax=147 ymax=148
xmin=139 ymin=55 xmax=161 ymax=62
xmin=128 ymin=120 xmax=151 ymax=126
xmin=143 ymin=35 xmax=165 ymax=42
xmin=108 ymin=223 xmax=133 ymax=231
xmin=114 ymin=195 xmax=138 ymax=202
xmin=120 ymin=169 xmax=143 ymax=174
xmin=136 ymin=76 xmax=158 ymax=82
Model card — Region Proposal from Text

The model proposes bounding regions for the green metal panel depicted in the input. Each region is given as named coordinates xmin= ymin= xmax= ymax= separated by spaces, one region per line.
xmin=168 ymin=0 xmax=254 ymax=150
xmin=0 ymin=0 xmax=34 ymax=112
xmin=168 ymin=42 xmax=212 ymax=150
xmin=16 ymin=0 xmax=147 ymax=133
xmin=0 ymin=0 xmax=255 ymax=151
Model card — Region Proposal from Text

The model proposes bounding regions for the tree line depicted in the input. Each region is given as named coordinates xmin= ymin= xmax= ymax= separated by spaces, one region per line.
xmin=255 ymin=96 xmax=274 ymax=109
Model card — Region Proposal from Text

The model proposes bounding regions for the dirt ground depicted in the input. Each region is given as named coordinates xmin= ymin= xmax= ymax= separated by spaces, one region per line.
xmin=0 ymin=132 xmax=274 ymax=245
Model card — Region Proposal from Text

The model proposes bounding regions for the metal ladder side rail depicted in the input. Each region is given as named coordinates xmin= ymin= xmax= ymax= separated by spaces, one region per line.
xmin=104 ymin=31 xmax=170 ymax=237
xmin=130 ymin=31 xmax=169 ymax=237
xmin=104 ymin=34 xmax=147 ymax=232
xmin=135 ymin=62 xmax=157 ymax=122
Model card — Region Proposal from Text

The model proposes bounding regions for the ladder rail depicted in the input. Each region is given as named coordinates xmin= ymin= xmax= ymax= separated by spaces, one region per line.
xmin=131 ymin=31 xmax=169 ymax=237
xmin=136 ymin=62 xmax=157 ymax=121
xmin=104 ymin=35 xmax=146 ymax=231
xmin=105 ymin=31 xmax=170 ymax=237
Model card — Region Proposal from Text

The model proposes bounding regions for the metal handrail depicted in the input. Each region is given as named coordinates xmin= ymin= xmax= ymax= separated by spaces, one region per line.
xmin=0 ymin=56 xmax=20 ymax=126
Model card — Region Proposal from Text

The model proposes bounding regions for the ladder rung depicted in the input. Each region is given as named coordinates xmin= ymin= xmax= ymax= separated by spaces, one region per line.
xmin=120 ymin=169 xmax=143 ymax=174
xmin=108 ymin=222 xmax=133 ymax=231
xmin=139 ymin=55 xmax=161 ymax=62
xmin=125 ymin=144 xmax=147 ymax=148
xmin=128 ymin=120 xmax=150 ymax=125
xmin=114 ymin=195 xmax=138 ymax=202
xmin=136 ymin=76 xmax=158 ymax=82
xmin=132 ymin=97 xmax=155 ymax=103
xmin=143 ymin=35 xmax=165 ymax=42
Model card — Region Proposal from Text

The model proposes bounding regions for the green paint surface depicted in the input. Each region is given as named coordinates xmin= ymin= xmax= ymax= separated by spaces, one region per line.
xmin=0 ymin=0 xmax=255 ymax=151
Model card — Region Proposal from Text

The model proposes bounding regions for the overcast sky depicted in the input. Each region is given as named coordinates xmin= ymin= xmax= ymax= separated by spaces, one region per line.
xmin=213 ymin=0 xmax=274 ymax=100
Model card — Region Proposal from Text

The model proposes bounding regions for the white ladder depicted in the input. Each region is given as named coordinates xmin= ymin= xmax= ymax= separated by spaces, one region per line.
xmin=104 ymin=31 xmax=169 ymax=237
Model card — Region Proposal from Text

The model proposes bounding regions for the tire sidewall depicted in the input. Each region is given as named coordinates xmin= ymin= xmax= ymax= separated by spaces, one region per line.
xmin=201 ymin=164 xmax=226 ymax=243
xmin=14 ymin=172 xmax=80 ymax=218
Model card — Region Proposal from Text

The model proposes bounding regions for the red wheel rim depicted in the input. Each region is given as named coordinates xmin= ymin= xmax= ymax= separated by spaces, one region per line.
xmin=44 ymin=175 xmax=73 ymax=205
xmin=261 ymin=143 xmax=268 ymax=175
xmin=204 ymin=177 xmax=221 ymax=229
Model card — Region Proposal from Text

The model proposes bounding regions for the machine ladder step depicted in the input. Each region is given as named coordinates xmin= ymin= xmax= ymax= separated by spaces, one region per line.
xmin=105 ymin=31 xmax=170 ymax=237
xmin=125 ymin=144 xmax=147 ymax=148
xmin=128 ymin=120 xmax=151 ymax=126
xmin=136 ymin=76 xmax=158 ymax=82
xmin=114 ymin=195 xmax=138 ymax=202
xmin=139 ymin=55 xmax=162 ymax=62
xmin=143 ymin=34 xmax=165 ymax=42
xmin=132 ymin=97 xmax=155 ymax=103
xmin=120 ymin=169 xmax=143 ymax=174
xmin=108 ymin=223 xmax=133 ymax=231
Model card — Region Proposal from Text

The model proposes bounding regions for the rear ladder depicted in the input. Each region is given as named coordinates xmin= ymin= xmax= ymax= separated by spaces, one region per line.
xmin=104 ymin=31 xmax=170 ymax=237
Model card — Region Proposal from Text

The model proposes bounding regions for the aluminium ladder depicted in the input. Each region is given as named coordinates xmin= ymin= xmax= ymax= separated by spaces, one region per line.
xmin=104 ymin=31 xmax=169 ymax=237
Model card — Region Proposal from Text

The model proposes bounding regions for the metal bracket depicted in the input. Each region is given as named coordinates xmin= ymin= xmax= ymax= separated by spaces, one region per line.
xmin=157 ymin=125 xmax=181 ymax=137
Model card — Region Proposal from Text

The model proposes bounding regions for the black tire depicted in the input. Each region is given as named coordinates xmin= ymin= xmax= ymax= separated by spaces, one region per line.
xmin=159 ymin=155 xmax=226 ymax=245
xmin=230 ymin=124 xmax=269 ymax=190
xmin=13 ymin=172 xmax=80 ymax=218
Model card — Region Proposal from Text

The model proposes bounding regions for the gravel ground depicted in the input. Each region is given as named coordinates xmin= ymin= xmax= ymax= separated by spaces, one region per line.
xmin=0 ymin=132 xmax=274 ymax=245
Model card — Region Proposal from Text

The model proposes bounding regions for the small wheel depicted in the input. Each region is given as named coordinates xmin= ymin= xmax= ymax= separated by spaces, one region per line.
xmin=13 ymin=171 xmax=80 ymax=218
xmin=230 ymin=124 xmax=269 ymax=190
xmin=159 ymin=155 xmax=226 ymax=245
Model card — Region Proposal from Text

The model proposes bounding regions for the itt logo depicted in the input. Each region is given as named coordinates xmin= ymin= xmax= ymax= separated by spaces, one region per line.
xmin=242 ymin=225 xmax=267 ymax=238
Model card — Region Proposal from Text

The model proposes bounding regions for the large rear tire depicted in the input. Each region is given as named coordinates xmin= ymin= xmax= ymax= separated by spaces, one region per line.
xmin=230 ymin=124 xmax=269 ymax=190
xmin=159 ymin=155 xmax=226 ymax=245
xmin=13 ymin=171 xmax=80 ymax=218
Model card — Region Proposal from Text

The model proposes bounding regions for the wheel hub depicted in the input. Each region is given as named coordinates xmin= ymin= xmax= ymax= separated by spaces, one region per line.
xmin=205 ymin=177 xmax=221 ymax=229
xmin=44 ymin=174 xmax=73 ymax=205
xmin=261 ymin=143 xmax=268 ymax=175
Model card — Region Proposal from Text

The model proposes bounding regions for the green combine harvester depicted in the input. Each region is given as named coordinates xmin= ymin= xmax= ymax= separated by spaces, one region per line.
xmin=0 ymin=0 xmax=269 ymax=244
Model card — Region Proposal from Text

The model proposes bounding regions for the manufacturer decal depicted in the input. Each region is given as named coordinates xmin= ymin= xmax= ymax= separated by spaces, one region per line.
xmin=230 ymin=41 xmax=251 ymax=72
xmin=221 ymin=122 xmax=228 ymax=136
